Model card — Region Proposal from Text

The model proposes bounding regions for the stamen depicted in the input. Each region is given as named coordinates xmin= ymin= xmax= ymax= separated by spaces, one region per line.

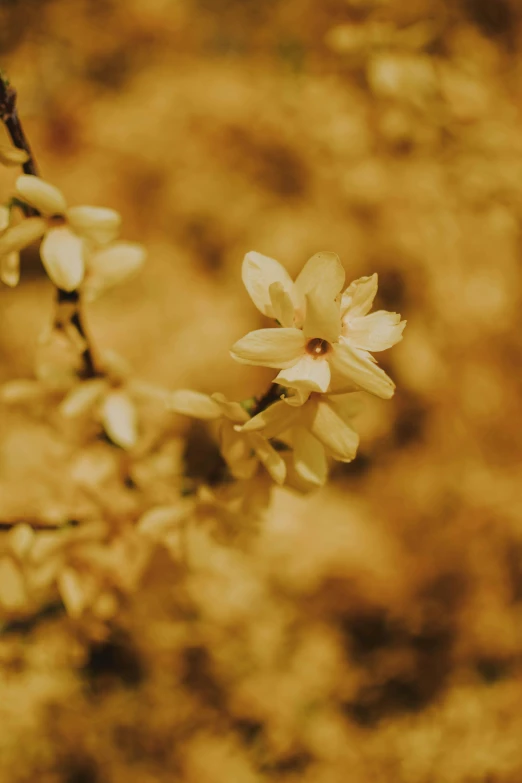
xmin=306 ymin=337 xmax=330 ymax=357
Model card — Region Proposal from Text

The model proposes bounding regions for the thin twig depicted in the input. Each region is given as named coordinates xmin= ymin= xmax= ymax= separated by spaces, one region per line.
xmin=250 ymin=383 xmax=285 ymax=417
xmin=0 ymin=73 xmax=98 ymax=378
xmin=0 ymin=75 xmax=39 ymax=178
xmin=0 ymin=519 xmax=80 ymax=532
xmin=55 ymin=289 xmax=98 ymax=378
xmin=0 ymin=601 xmax=64 ymax=636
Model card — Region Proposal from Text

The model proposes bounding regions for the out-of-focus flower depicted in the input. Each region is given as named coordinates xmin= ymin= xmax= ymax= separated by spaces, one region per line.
xmin=0 ymin=142 xmax=28 ymax=166
xmin=0 ymin=175 xmax=144 ymax=292
xmin=231 ymin=251 xmax=398 ymax=400
xmin=137 ymin=502 xmax=193 ymax=560
xmin=169 ymin=389 xmax=286 ymax=485
xmin=367 ymin=53 xmax=437 ymax=105
xmin=0 ymin=204 xmax=21 ymax=286
xmin=60 ymin=377 xmax=139 ymax=450
xmin=82 ymin=241 xmax=146 ymax=301
xmin=23 ymin=521 xmax=151 ymax=619
xmin=240 ymin=390 xmax=361 ymax=486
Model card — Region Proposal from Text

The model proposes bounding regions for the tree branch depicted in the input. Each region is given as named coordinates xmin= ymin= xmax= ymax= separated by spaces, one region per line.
xmin=250 ymin=383 xmax=285 ymax=417
xmin=0 ymin=75 xmax=39 ymax=177
xmin=0 ymin=73 xmax=98 ymax=378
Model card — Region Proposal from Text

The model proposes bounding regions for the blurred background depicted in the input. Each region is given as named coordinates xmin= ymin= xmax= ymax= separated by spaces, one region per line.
xmin=2 ymin=0 xmax=522 ymax=781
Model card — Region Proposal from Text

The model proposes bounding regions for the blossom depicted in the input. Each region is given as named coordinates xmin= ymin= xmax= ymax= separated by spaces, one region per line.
xmin=339 ymin=272 xmax=406 ymax=356
xmin=0 ymin=175 xmax=144 ymax=292
xmin=0 ymin=142 xmax=28 ymax=167
xmin=81 ymin=241 xmax=146 ymax=301
xmin=230 ymin=251 xmax=400 ymax=400
xmin=59 ymin=377 xmax=139 ymax=450
xmin=0 ymin=205 xmax=21 ymax=286
xmin=168 ymin=389 xmax=286 ymax=485
xmin=31 ymin=521 xmax=149 ymax=619
xmin=240 ymin=390 xmax=361 ymax=487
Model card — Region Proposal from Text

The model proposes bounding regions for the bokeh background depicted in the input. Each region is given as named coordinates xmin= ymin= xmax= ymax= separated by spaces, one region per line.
xmin=2 ymin=0 xmax=522 ymax=780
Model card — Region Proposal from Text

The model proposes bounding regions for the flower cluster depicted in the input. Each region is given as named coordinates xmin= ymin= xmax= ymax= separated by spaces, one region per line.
xmin=0 ymin=101 xmax=406 ymax=626
xmin=0 ymin=174 xmax=144 ymax=294
xmin=171 ymin=251 xmax=405 ymax=488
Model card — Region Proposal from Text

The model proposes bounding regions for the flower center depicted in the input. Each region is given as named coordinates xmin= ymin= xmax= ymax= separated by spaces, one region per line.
xmin=47 ymin=214 xmax=66 ymax=227
xmin=305 ymin=337 xmax=331 ymax=358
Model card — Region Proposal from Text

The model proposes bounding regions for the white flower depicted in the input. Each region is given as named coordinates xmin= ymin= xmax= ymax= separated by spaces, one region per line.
xmin=59 ymin=378 xmax=139 ymax=450
xmin=82 ymin=241 xmax=146 ymax=301
xmin=0 ymin=205 xmax=21 ymax=286
xmin=340 ymin=273 xmax=406 ymax=353
xmin=240 ymin=390 xmax=361 ymax=487
xmin=0 ymin=142 xmax=28 ymax=167
xmin=169 ymin=389 xmax=286 ymax=485
xmin=230 ymin=251 xmax=398 ymax=400
xmin=0 ymin=175 xmax=144 ymax=292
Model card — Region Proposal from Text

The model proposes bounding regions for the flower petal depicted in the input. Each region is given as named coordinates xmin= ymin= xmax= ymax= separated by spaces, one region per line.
xmin=58 ymin=568 xmax=87 ymax=618
xmin=230 ymin=328 xmax=304 ymax=369
xmin=269 ymin=282 xmax=295 ymax=327
xmin=211 ymin=393 xmax=249 ymax=423
xmin=303 ymin=290 xmax=341 ymax=342
xmin=8 ymin=524 xmax=34 ymax=558
xmin=281 ymin=387 xmax=312 ymax=406
xmin=0 ymin=379 xmax=46 ymax=403
xmin=0 ymin=143 xmax=28 ymax=166
xmin=342 ymin=311 xmax=406 ymax=351
xmin=16 ymin=175 xmax=67 ymax=216
xmin=0 ymin=205 xmax=10 ymax=231
xmin=248 ymin=432 xmax=286 ymax=484
xmin=59 ymin=378 xmax=108 ymax=418
xmin=138 ymin=505 xmax=187 ymax=537
xmin=341 ymin=273 xmax=378 ymax=318
xmin=83 ymin=241 xmax=145 ymax=300
xmin=242 ymin=251 xmax=295 ymax=317
xmin=329 ymin=343 xmax=395 ymax=399
xmin=0 ymin=251 xmax=20 ymax=287
xmin=40 ymin=227 xmax=85 ymax=291
xmin=66 ymin=206 xmax=121 ymax=244
xmin=0 ymin=217 xmax=47 ymax=255
xmin=294 ymin=251 xmax=345 ymax=302
xmin=219 ymin=421 xmax=257 ymax=479
xmin=326 ymin=391 xmax=364 ymax=422
xmin=0 ymin=557 xmax=27 ymax=610
xmin=292 ymin=426 xmax=328 ymax=486
xmin=242 ymin=399 xmax=302 ymax=438
xmin=275 ymin=354 xmax=331 ymax=393
xmin=309 ymin=397 xmax=360 ymax=461
xmin=101 ymin=390 xmax=138 ymax=449
xmin=169 ymin=389 xmax=222 ymax=419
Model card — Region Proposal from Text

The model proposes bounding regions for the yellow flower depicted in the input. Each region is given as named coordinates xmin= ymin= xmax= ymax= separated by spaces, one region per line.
xmin=0 ymin=175 xmax=144 ymax=292
xmin=240 ymin=390 xmax=361 ymax=487
xmin=0 ymin=142 xmax=28 ymax=167
xmin=339 ymin=272 xmax=406 ymax=355
xmin=82 ymin=241 xmax=146 ymax=301
xmin=169 ymin=389 xmax=286 ymax=485
xmin=0 ymin=205 xmax=21 ymax=286
xmin=59 ymin=377 xmax=139 ymax=450
xmin=231 ymin=251 xmax=397 ymax=400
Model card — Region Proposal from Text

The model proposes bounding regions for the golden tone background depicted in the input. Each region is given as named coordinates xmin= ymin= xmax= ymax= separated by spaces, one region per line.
xmin=1 ymin=0 xmax=522 ymax=781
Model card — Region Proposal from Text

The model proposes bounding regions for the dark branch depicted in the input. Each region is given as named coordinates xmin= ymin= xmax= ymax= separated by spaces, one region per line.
xmin=55 ymin=289 xmax=98 ymax=378
xmin=0 ymin=76 xmax=39 ymax=176
xmin=250 ymin=383 xmax=285 ymax=417
xmin=0 ymin=73 xmax=98 ymax=378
